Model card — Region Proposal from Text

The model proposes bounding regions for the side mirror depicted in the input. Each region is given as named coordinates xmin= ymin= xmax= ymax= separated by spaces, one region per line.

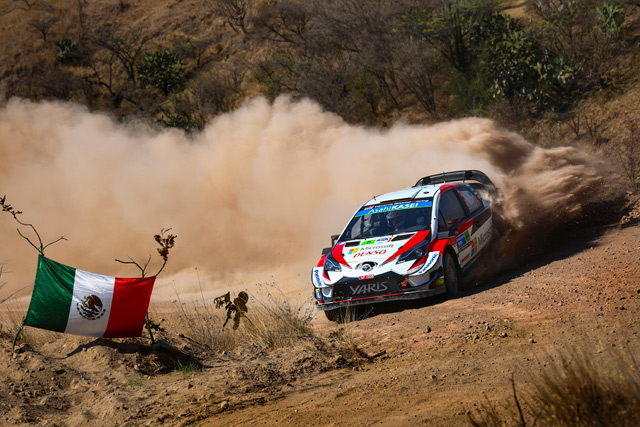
xmin=330 ymin=234 xmax=340 ymax=246
xmin=436 ymin=231 xmax=450 ymax=240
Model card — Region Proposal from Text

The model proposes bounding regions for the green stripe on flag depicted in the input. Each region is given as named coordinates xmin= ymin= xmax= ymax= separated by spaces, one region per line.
xmin=24 ymin=255 xmax=76 ymax=333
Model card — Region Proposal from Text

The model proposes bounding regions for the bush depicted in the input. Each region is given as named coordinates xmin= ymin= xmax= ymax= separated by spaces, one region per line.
xmin=55 ymin=39 xmax=82 ymax=64
xmin=137 ymin=50 xmax=185 ymax=96
xmin=473 ymin=12 xmax=573 ymax=112
xmin=172 ymin=285 xmax=314 ymax=352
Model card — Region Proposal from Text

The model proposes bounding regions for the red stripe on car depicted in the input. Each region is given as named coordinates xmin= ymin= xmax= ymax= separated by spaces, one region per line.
xmin=332 ymin=243 xmax=351 ymax=268
xmin=382 ymin=230 xmax=430 ymax=264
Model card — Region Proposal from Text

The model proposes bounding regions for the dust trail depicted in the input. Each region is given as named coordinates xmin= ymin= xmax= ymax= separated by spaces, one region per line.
xmin=0 ymin=96 xmax=612 ymax=298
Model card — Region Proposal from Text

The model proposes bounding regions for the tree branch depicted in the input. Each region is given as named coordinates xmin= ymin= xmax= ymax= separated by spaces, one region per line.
xmin=2 ymin=195 xmax=66 ymax=255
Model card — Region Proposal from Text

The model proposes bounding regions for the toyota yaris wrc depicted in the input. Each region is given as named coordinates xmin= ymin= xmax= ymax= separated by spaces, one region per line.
xmin=311 ymin=170 xmax=499 ymax=321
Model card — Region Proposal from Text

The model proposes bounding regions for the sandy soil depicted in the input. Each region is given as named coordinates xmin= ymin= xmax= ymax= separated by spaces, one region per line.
xmin=1 ymin=197 xmax=640 ymax=427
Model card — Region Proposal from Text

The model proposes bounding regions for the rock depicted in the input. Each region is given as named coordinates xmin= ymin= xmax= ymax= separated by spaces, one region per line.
xmin=499 ymin=332 xmax=508 ymax=338
xmin=220 ymin=401 xmax=229 ymax=411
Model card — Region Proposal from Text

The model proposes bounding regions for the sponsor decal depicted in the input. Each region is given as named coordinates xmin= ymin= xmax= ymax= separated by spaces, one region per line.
xmin=414 ymin=252 xmax=439 ymax=275
xmin=355 ymin=201 xmax=432 ymax=217
xmin=361 ymin=239 xmax=377 ymax=245
xmin=365 ymin=244 xmax=393 ymax=250
xmin=456 ymin=230 xmax=472 ymax=251
xmin=349 ymin=282 xmax=388 ymax=295
xmin=461 ymin=254 xmax=470 ymax=263
xmin=376 ymin=237 xmax=391 ymax=243
xmin=313 ymin=269 xmax=323 ymax=287
xmin=353 ymin=249 xmax=387 ymax=258
xmin=358 ymin=274 xmax=375 ymax=280
xmin=478 ymin=229 xmax=491 ymax=245
xmin=348 ymin=248 xmax=359 ymax=254
xmin=315 ymin=289 xmax=322 ymax=300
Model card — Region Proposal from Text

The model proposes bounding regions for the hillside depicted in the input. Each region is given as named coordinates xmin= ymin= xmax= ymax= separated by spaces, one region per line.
xmin=2 ymin=1 xmax=639 ymax=188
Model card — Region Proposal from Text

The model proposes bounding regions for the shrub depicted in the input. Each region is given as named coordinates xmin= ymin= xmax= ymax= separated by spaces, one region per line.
xmin=55 ymin=39 xmax=81 ymax=64
xmin=172 ymin=284 xmax=314 ymax=352
xmin=137 ymin=50 xmax=185 ymax=96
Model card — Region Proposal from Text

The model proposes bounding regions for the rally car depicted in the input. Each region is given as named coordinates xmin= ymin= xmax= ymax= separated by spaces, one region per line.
xmin=311 ymin=170 xmax=499 ymax=321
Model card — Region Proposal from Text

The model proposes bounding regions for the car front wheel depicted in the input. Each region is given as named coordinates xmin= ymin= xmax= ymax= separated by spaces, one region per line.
xmin=324 ymin=308 xmax=340 ymax=322
xmin=443 ymin=251 xmax=460 ymax=298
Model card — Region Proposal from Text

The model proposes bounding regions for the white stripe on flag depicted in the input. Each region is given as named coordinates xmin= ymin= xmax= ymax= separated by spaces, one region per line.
xmin=65 ymin=269 xmax=115 ymax=337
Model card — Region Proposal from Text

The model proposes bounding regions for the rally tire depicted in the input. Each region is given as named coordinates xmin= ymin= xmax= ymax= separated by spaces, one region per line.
xmin=324 ymin=308 xmax=340 ymax=322
xmin=443 ymin=251 xmax=461 ymax=299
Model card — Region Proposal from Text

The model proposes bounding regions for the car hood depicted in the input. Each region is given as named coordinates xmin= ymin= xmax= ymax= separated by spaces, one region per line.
xmin=328 ymin=230 xmax=430 ymax=281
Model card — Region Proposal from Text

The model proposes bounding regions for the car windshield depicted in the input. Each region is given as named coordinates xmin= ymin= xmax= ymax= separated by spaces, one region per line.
xmin=339 ymin=201 xmax=432 ymax=242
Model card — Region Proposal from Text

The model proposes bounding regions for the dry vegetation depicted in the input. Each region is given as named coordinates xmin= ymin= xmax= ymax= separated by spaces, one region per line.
xmin=171 ymin=284 xmax=316 ymax=352
xmin=470 ymin=346 xmax=640 ymax=427
xmin=1 ymin=1 xmax=640 ymax=189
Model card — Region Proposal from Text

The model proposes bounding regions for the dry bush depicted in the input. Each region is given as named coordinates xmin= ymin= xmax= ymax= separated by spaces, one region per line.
xmin=171 ymin=283 xmax=315 ymax=352
xmin=171 ymin=292 xmax=237 ymax=352
xmin=612 ymin=122 xmax=640 ymax=192
xmin=324 ymin=305 xmax=371 ymax=358
xmin=240 ymin=284 xmax=314 ymax=349
xmin=469 ymin=345 xmax=640 ymax=426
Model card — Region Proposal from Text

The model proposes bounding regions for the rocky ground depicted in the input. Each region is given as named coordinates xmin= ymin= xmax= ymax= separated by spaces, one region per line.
xmin=1 ymin=196 xmax=640 ymax=426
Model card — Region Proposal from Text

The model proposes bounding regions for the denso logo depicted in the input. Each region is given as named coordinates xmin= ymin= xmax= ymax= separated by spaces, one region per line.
xmin=353 ymin=249 xmax=387 ymax=258
xmin=350 ymin=282 xmax=388 ymax=295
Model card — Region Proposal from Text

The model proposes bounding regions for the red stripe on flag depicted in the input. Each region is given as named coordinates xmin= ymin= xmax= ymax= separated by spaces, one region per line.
xmin=103 ymin=276 xmax=156 ymax=338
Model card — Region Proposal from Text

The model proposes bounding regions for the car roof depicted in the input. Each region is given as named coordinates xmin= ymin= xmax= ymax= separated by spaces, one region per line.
xmin=362 ymin=184 xmax=444 ymax=207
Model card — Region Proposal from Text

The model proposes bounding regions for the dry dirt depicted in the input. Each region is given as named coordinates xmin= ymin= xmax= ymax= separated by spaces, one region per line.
xmin=1 ymin=197 xmax=640 ymax=427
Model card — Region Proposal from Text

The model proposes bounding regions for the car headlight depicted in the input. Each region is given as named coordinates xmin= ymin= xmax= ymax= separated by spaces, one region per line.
xmin=398 ymin=240 xmax=430 ymax=263
xmin=324 ymin=252 xmax=342 ymax=272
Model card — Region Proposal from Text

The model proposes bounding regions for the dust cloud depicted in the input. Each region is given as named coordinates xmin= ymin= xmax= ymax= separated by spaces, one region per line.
xmin=0 ymin=96 xmax=611 ymax=299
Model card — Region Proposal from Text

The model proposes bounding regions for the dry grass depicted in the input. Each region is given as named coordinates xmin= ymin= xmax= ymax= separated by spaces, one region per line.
xmin=240 ymin=284 xmax=315 ymax=349
xmin=0 ymin=297 xmax=58 ymax=346
xmin=325 ymin=306 xmax=371 ymax=359
xmin=170 ymin=283 xmax=315 ymax=353
xmin=469 ymin=345 xmax=640 ymax=426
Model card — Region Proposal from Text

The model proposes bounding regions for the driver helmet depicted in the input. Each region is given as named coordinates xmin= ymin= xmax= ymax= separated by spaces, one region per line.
xmin=387 ymin=210 xmax=406 ymax=230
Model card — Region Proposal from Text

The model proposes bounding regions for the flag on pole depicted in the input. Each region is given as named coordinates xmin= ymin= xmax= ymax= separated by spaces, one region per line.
xmin=24 ymin=255 xmax=156 ymax=338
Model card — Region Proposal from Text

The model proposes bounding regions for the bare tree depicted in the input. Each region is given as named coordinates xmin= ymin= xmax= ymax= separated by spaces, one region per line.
xmin=28 ymin=14 xmax=59 ymax=41
xmin=89 ymin=26 xmax=154 ymax=86
xmin=207 ymin=0 xmax=251 ymax=34
xmin=252 ymin=1 xmax=314 ymax=46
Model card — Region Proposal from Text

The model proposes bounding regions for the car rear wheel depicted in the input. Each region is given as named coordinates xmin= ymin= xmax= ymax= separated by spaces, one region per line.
xmin=443 ymin=251 xmax=460 ymax=298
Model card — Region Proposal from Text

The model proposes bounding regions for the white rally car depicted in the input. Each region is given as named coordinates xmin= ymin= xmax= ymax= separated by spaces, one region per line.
xmin=312 ymin=170 xmax=498 ymax=321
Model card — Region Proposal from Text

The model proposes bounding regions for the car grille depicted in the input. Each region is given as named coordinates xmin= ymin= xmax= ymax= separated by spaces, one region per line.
xmin=333 ymin=277 xmax=402 ymax=300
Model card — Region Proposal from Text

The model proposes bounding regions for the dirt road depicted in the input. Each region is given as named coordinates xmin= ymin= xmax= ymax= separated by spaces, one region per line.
xmin=207 ymin=220 xmax=640 ymax=426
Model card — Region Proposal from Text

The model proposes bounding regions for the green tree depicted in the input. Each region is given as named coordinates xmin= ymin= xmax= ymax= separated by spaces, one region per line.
xmin=137 ymin=50 xmax=185 ymax=96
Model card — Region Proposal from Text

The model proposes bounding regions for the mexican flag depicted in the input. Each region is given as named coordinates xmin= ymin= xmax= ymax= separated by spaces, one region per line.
xmin=24 ymin=256 xmax=156 ymax=338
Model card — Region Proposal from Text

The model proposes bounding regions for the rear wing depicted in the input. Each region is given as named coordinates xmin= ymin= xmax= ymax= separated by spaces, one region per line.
xmin=413 ymin=170 xmax=500 ymax=197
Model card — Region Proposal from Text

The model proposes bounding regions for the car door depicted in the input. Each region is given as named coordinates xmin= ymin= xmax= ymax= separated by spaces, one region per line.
xmin=454 ymin=185 xmax=492 ymax=265
xmin=438 ymin=188 xmax=474 ymax=268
